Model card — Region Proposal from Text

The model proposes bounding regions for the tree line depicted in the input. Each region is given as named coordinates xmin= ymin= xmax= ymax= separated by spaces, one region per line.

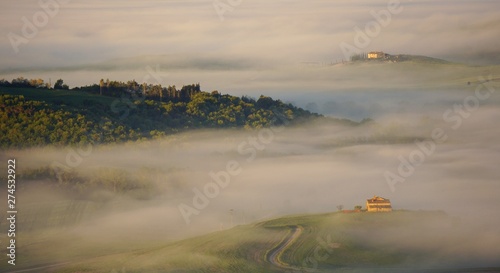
xmin=0 ymin=77 xmax=69 ymax=90
xmin=0 ymin=77 xmax=204 ymax=101
xmin=0 ymin=78 xmax=321 ymax=148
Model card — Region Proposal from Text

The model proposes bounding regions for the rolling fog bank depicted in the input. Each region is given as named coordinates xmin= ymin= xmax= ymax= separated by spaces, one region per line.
xmin=0 ymin=90 xmax=499 ymax=269
xmin=2 ymin=100 xmax=499 ymax=236
xmin=1 ymin=66 xmax=499 ymax=269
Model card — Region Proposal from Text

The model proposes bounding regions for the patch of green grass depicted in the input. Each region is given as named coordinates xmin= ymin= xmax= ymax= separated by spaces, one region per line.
xmin=0 ymin=220 xmax=286 ymax=272
xmin=2 ymin=210 xmax=495 ymax=272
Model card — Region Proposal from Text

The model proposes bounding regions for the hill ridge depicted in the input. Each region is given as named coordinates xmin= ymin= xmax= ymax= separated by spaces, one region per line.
xmin=0 ymin=82 xmax=329 ymax=148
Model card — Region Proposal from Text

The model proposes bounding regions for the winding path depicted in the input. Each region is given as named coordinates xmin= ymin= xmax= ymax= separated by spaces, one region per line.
xmin=266 ymin=225 xmax=303 ymax=270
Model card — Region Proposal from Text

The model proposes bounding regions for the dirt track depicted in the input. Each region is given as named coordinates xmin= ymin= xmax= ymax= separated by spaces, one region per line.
xmin=266 ymin=225 xmax=303 ymax=271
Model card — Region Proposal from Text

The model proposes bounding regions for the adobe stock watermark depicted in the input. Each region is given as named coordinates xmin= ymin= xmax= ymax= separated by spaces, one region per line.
xmin=8 ymin=0 xmax=72 ymax=54
xmin=385 ymin=75 xmax=496 ymax=192
xmin=213 ymin=0 xmax=243 ymax=21
xmin=339 ymin=0 xmax=403 ymax=61
xmin=178 ymin=112 xmax=289 ymax=225
xmin=286 ymin=235 xmax=340 ymax=273
xmin=50 ymin=65 xmax=166 ymax=182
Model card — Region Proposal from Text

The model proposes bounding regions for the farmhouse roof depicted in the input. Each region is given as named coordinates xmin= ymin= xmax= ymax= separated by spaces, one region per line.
xmin=366 ymin=196 xmax=390 ymax=203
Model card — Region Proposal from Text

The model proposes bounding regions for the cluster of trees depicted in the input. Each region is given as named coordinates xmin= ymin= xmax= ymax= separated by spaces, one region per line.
xmin=1 ymin=80 xmax=320 ymax=148
xmin=74 ymin=79 xmax=201 ymax=102
xmin=0 ymin=77 xmax=69 ymax=89
xmin=0 ymin=94 xmax=136 ymax=148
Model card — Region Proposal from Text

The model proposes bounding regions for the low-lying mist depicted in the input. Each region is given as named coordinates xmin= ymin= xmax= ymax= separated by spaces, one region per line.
xmin=0 ymin=79 xmax=499 ymax=269
xmin=2 ymin=101 xmax=499 ymax=233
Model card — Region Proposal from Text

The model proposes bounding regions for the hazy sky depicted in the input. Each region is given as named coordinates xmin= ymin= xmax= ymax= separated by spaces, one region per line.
xmin=1 ymin=0 xmax=499 ymax=71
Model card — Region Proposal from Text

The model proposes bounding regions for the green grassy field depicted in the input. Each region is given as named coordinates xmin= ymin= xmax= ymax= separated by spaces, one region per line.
xmin=2 ymin=210 xmax=496 ymax=273
xmin=0 ymin=218 xmax=287 ymax=273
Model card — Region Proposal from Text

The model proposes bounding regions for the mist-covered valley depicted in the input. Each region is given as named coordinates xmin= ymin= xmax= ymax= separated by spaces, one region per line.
xmin=1 ymin=79 xmax=500 ymax=270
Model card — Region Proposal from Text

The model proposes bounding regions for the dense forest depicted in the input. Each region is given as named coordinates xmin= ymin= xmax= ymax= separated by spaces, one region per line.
xmin=0 ymin=77 xmax=330 ymax=148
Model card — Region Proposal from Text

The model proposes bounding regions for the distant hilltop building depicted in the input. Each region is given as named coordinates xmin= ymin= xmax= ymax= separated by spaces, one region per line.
xmin=366 ymin=196 xmax=392 ymax=212
xmin=367 ymin=51 xmax=386 ymax=59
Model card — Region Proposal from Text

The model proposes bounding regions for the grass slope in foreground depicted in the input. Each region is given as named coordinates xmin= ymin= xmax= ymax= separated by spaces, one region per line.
xmin=5 ymin=210 xmax=498 ymax=273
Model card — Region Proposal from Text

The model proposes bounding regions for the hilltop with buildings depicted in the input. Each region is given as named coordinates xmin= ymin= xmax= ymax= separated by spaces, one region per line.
xmin=350 ymin=51 xmax=451 ymax=64
xmin=340 ymin=195 xmax=393 ymax=213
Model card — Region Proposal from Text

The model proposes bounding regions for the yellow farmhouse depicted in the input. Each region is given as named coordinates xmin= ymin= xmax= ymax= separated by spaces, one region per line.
xmin=366 ymin=196 xmax=392 ymax=212
xmin=367 ymin=51 xmax=385 ymax=59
